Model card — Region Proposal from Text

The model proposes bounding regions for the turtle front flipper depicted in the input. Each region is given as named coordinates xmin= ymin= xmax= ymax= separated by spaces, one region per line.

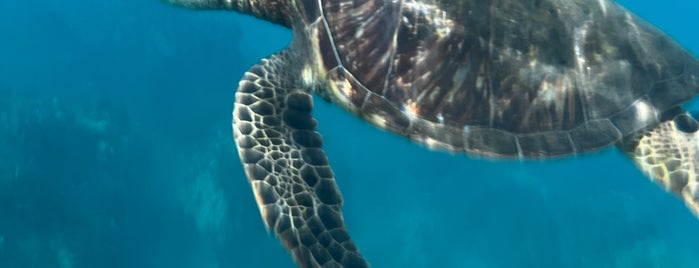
xmin=618 ymin=109 xmax=699 ymax=217
xmin=160 ymin=0 xmax=290 ymax=27
xmin=234 ymin=52 xmax=368 ymax=268
xmin=159 ymin=0 xmax=226 ymax=9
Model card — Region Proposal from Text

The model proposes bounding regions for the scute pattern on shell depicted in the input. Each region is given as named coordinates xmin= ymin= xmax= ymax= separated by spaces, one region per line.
xmin=313 ymin=0 xmax=699 ymax=157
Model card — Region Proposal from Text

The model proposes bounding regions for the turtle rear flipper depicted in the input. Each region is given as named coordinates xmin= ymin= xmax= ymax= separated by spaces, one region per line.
xmin=619 ymin=109 xmax=699 ymax=216
xmin=234 ymin=52 xmax=368 ymax=268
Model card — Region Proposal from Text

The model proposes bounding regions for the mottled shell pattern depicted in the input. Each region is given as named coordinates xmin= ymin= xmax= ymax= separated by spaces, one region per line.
xmin=292 ymin=0 xmax=699 ymax=158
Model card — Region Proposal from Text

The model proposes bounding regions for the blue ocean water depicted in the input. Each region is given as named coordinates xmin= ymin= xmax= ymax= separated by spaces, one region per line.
xmin=0 ymin=0 xmax=698 ymax=267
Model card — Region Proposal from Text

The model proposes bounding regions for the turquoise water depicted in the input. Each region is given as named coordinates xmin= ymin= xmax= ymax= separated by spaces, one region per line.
xmin=0 ymin=0 xmax=698 ymax=267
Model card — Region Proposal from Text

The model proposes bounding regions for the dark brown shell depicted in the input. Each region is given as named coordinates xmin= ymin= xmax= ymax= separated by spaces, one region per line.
xmin=303 ymin=0 xmax=699 ymax=157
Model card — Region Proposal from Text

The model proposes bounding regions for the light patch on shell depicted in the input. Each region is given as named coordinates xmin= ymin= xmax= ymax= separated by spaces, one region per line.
xmin=597 ymin=0 xmax=608 ymax=15
xmin=633 ymin=100 xmax=657 ymax=124
xmin=402 ymin=100 xmax=420 ymax=120
xmin=367 ymin=114 xmax=387 ymax=128
xmin=528 ymin=44 xmax=539 ymax=68
xmin=328 ymin=70 xmax=355 ymax=108
xmin=538 ymin=81 xmax=555 ymax=102
xmin=462 ymin=125 xmax=474 ymax=135
xmin=354 ymin=22 xmax=365 ymax=38
xmin=452 ymin=66 xmax=468 ymax=90
xmin=424 ymin=137 xmax=450 ymax=151
xmin=600 ymin=42 xmax=617 ymax=60
xmin=403 ymin=0 xmax=454 ymax=38
xmin=533 ymin=73 xmax=571 ymax=117
xmin=223 ymin=0 xmax=234 ymax=9
xmin=573 ymin=23 xmax=591 ymax=73
xmin=475 ymin=75 xmax=484 ymax=90
xmin=434 ymin=10 xmax=452 ymax=37
xmin=624 ymin=12 xmax=648 ymax=58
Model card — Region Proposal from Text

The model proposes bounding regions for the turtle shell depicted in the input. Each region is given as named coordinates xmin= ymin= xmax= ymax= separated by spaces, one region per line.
xmin=302 ymin=0 xmax=699 ymax=157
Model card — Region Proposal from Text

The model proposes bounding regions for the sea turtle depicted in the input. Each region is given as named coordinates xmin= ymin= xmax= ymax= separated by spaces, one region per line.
xmin=162 ymin=0 xmax=699 ymax=267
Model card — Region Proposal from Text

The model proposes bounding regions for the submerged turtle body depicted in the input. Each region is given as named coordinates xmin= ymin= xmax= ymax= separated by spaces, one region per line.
xmin=164 ymin=0 xmax=699 ymax=267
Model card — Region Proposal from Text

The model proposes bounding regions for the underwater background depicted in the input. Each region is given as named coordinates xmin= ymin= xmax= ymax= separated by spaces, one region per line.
xmin=0 ymin=0 xmax=698 ymax=267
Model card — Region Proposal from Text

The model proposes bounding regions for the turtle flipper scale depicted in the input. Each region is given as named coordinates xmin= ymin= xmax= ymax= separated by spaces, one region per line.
xmin=234 ymin=52 xmax=369 ymax=268
xmin=619 ymin=110 xmax=699 ymax=217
